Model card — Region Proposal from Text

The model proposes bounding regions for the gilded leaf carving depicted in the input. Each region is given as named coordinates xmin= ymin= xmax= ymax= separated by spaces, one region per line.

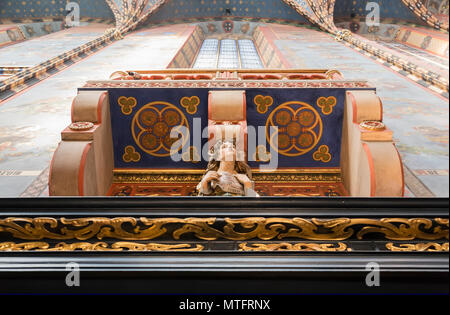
xmin=0 ymin=217 xmax=447 ymax=241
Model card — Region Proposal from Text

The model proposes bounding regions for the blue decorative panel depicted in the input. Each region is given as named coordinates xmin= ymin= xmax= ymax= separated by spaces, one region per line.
xmin=245 ymin=88 xmax=346 ymax=168
xmin=108 ymin=88 xmax=210 ymax=170
xmin=102 ymin=86 xmax=366 ymax=170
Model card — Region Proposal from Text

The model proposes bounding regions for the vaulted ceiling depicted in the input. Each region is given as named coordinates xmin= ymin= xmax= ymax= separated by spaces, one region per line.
xmin=0 ymin=0 xmax=114 ymax=20
xmin=0 ymin=0 xmax=420 ymax=22
xmin=146 ymin=0 xmax=309 ymax=24
xmin=0 ymin=0 xmax=447 ymax=32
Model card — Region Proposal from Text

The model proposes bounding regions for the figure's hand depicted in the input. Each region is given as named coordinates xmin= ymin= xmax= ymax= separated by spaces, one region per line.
xmin=202 ymin=171 xmax=219 ymax=190
xmin=235 ymin=174 xmax=253 ymax=189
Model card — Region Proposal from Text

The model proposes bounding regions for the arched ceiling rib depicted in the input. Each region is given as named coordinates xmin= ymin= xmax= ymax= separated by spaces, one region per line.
xmin=104 ymin=0 xmax=166 ymax=36
xmin=282 ymin=0 xmax=337 ymax=32
xmin=401 ymin=0 xmax=449 ymax=32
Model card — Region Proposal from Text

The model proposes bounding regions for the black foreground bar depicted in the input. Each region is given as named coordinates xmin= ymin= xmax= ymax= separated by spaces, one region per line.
xmin=0 ymin=197 xmax=448 ymax=294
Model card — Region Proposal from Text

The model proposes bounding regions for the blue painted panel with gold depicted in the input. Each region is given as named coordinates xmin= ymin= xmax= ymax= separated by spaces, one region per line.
xmin=106 ymin=87 xmax=372 ymax=170
xmin=109 ymin=88 xmax=209 ymax=169
xmin=246 ymin=88 xmax=345 ymax=168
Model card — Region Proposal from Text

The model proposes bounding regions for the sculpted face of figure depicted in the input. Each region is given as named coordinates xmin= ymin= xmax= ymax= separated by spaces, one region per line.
xmin=219 ymin=142 xmax=236 ymax=162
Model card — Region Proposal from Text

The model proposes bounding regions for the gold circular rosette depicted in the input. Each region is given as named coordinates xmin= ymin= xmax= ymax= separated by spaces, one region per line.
xmin=266 ymin=101 xmax=323 ymax=157
xmin=132 ymin=102 xmax=189 ymax=157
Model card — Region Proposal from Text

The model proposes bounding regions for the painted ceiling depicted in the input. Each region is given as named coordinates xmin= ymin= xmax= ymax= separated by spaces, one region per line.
xmin=0 ymin=0 xmax=423 ymax=23
xmin=146 ymin=0 xmax=309 ymax=24
xmin=0 ymin=0 xmax=447 ymax=32
xmin=0 ymin=0 xmax=114 ymax=20
xmin=334 ymin=0 xmax=419 ymax=21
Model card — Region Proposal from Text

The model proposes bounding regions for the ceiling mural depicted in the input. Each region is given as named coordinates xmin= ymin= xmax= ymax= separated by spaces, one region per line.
xmin=0 ymin=1 xmax=446 ymax=45
xmin=0 ymin=0 xmax=447 ymax=104
xmin=145 ymin=0 xmax=308 ymax=24
xmin=1 ymin=0 xmax=445 ymax=30
xmin=101 ymin=0 xmax=339 ymax=34
xmin=334 ymin=0 xmax=419 ymax=21
xmin=401 ymin=0 xmax=449 ymax=31
xmin=0 ymin=0 xmax=114 ymax=20
xmin=333 ymin=0 xmax=448 ymax=32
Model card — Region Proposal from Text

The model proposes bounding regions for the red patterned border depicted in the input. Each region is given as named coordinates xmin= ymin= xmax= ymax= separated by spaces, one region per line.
xmin=83 ymin=80 xmax=370 ymax=89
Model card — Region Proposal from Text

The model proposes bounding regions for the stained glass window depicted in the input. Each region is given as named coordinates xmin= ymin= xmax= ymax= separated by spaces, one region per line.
xmin=193 ymin=38 xmax=263 ymax=69
xmin=192 ymin=39 xmax=219 ymax=69
xmin=238 ymin=39 xmax=264 ymax=69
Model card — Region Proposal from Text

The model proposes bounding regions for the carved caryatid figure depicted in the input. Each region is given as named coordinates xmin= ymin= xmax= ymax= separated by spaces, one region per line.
xmin=197 ymin=141 xmax=258 ymax=197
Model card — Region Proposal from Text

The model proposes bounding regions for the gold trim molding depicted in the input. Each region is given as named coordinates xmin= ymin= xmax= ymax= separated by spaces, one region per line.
xmin=0 ymin=217 xmax=447 ymax=242
xmin=386 ymin=242 xmax=449 ymax=252
xmin=113 ymin=169 xmax=342 ymax=184
xmin=0 ymin=242 xmax=204 ymax=252
xmin=239 ymin=242 xmax=349 ymax=252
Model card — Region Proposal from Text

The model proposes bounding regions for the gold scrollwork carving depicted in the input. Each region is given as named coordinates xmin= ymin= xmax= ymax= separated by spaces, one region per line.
xmin=239 ymin=242 xmax=349 ymax=252
xmin=0 ymin=217 xmax=447 ymax=242
xmin=386 ymin=242 xmax=449 ymax=252
xmin=113 ymin=171 xmax=342 ymax=184
xmin=0 ymin=241 xmax=204 ymax=252
xmin=0 ymin=241 xmax=50 ymax=251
